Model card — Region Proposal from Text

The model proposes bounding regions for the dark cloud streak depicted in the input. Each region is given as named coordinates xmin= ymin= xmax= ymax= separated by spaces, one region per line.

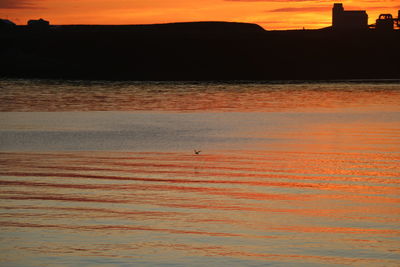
xmin=269 ymin=6 xmax=331 ymax=12
xmin=0 ymin=0 xmax=38 ymax=9
xmin=225 ymin=0 xmax=332 ymax=2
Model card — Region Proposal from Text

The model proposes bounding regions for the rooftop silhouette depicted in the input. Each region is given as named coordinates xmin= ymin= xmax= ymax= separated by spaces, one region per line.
xmin=331 ymin=3 xmax=400 ymax=31
xmin=332 ymin=3 xmax=368 ymax=30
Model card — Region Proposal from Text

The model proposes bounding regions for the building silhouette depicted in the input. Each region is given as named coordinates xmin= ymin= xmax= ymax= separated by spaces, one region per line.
xmin=27 ymin=18 xmax=50 ymax=30
xmin=332 ymin=3 xmax=368 ymax=30
xmin=0 ymin=19 xmax=16 ymax=31
xmin=376 ymin=11 xmax=400 ymax=30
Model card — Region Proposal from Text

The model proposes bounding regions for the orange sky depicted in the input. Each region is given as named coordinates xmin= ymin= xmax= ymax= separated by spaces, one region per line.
xmin=1 ymin=0 xmax=399 ymax=30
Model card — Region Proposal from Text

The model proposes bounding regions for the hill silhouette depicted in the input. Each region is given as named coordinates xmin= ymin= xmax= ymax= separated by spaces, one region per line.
xmin=57 ymin=21 xmax=266 ymax=35
xmin=1 ymin=21 xmax=399 ymax=80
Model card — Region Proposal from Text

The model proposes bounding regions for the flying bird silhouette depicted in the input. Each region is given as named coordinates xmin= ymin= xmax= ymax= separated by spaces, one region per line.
xmin=194 ymin=149 xmax=201 ymax=155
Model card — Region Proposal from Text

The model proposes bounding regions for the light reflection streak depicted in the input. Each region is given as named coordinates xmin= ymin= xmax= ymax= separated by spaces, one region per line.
xmin=2 ymin=81 xmax=400 ymax=112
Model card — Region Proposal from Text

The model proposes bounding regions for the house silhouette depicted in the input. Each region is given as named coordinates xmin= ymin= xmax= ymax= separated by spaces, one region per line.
xmin=332 ymin=3 xmax=368 ymax=30
xmin=27 ymin=18 xmax=50 ymax=30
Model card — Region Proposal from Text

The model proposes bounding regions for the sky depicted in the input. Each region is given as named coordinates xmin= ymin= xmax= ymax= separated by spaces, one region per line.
xmin=0 ymin=0 xmax=399 ymax=30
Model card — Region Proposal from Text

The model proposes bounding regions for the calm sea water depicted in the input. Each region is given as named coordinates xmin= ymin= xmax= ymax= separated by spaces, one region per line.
xmin=0 ymin=79 xmax=400 ymax=266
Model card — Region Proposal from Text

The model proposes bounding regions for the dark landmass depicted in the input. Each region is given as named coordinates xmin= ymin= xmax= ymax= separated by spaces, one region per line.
xmin=1 ymin=21 xmax=399 ymax=81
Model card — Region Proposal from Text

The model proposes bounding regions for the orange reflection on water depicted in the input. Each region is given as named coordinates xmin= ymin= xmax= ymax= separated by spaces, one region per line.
xmin=2 ymin=81 xmax=400 ymax=112
xmin=1 ymin=150 xmax=400 ymax=266
xmin=1 ymin=80 xmax=400 ymax=266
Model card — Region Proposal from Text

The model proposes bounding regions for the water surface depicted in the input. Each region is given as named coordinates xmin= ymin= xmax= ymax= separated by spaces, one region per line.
xmin=0 ymin=79 xmax=399 ymax=266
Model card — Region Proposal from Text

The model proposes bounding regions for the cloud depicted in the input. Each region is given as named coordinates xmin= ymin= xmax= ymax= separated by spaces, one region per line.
xmin=0 ymin=0 xmax=37 ymax=9
xmin=225 ymin=0 xmax=331 ymax=2
xmin=269 ymin=6 xmax=331 ymax=12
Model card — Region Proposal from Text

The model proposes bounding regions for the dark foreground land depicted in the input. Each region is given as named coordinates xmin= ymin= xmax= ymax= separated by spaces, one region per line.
xmin=1 ymin=22 xmax=399 ymax=81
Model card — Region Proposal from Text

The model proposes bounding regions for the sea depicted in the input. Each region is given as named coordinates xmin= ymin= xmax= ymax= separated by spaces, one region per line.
xmin=0 ymin=79 xmax=399 ymax=266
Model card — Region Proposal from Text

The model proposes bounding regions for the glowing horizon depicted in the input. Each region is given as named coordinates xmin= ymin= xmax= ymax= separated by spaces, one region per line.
xmin=0 ymin=0 xmax=399 ymax=30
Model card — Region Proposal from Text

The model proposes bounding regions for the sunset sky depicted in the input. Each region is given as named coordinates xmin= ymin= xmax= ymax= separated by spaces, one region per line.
xmin=1 ymin=0 xmax=399 ymax=30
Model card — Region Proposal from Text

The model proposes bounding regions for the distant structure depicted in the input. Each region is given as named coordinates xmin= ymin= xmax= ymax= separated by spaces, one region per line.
xmin=375 ymin=11 xmax=400 ymax=30
xmin=27 ymin=18 xmax=50 ymax=30
xmin=0 ymin=19 xmax=16 ymax=31
xmin=332 ymin=3 xmax=368 ymax=30
xmin=376 ymin=14 xmax=394 ymax=30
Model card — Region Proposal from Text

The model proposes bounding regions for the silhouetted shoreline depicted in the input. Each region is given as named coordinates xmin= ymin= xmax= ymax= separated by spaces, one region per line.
xmin=1 ymin=22 xmax=399 ymax=81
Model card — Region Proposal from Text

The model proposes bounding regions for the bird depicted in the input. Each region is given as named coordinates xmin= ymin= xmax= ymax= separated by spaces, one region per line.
xmin=194 ymin=149 xmax=201 ymax=155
